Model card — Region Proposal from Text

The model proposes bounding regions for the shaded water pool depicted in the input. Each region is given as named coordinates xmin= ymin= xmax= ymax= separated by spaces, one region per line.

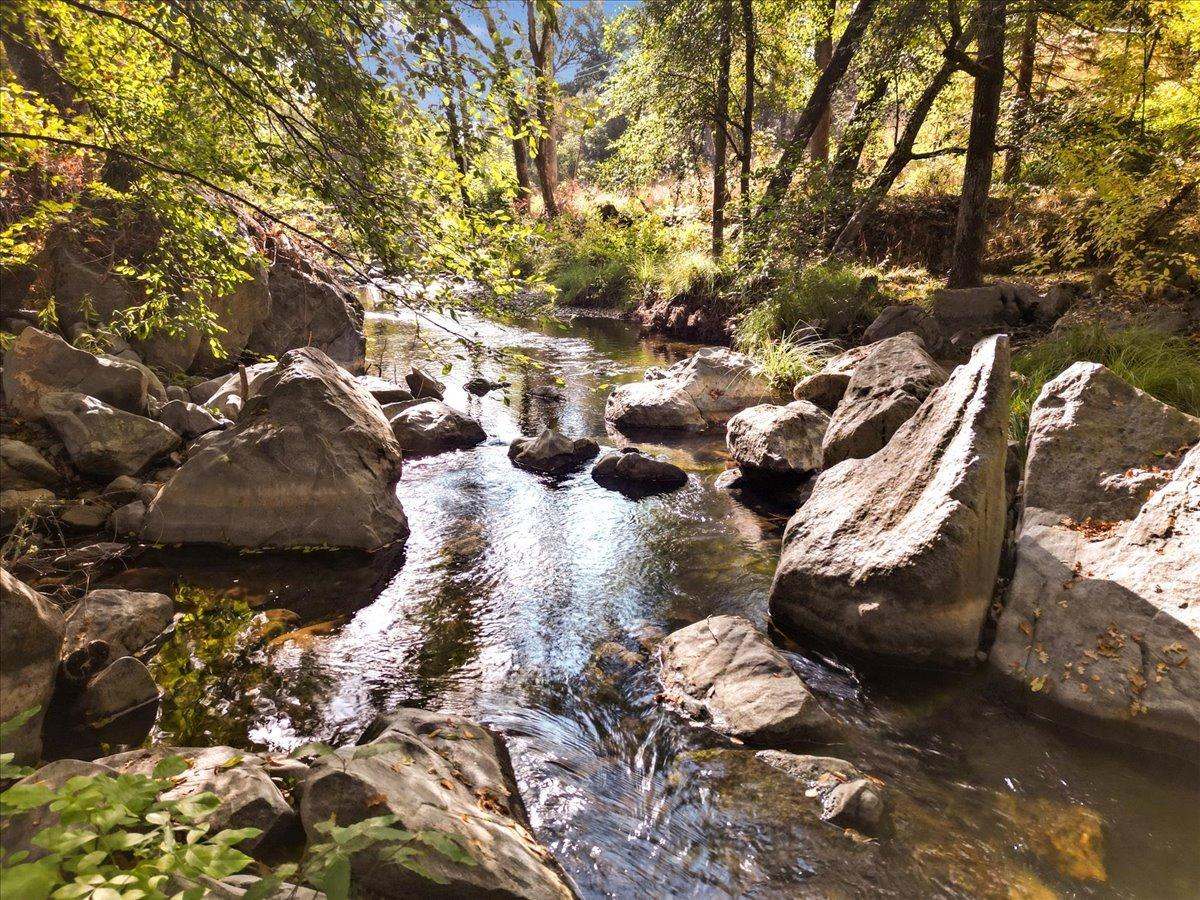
xmin=119 ymin=307 xmax=1196 ymax=897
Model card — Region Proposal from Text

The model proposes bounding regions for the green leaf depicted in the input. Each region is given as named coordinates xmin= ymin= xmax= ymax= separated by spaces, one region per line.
xmin=288 ymin=742 xmax=335 ymax=760
xmin=152 ymin=755 xmax=189 ymax=779
xmin=415 ymin=831 xmax=476 ymax=866
xmin=317 ymin=855 xmax=351 ymax=900
xmin=0 ymin=859 xmax=58 ymax=900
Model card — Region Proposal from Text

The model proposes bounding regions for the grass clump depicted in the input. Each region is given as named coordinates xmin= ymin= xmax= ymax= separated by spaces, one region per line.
xmin=1011 ymin=325 xmax=1200 ymax=445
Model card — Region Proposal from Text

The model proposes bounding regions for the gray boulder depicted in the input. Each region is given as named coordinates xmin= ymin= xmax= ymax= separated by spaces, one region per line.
xmin=0 ymin=438 xmax=61 ymax=489
xmin=791 ymin=345 xmax=870 ymax=412
xmin=821 ymin=333 xmax=947 ymax=467
xmin=298 ymin=709 xmax=573 ymax=899
xmin=165 ymin=384 xmax=190 ymax=402
xmin=862 ymin=303 xmax=945 ymax=356
xmin=356 ymin=374 xmax=413 ymax=404
xmin=156 ymin=399 xmax=229 ymax=439
xmin=63 ymin=588 xmax=175 ymax=658
xmin=2 ymin=328 xmax=148 ymax=420
xmin=389 ymin=401 xmax=485 ymax=455
xmin=75 ymin=655 xmax=158 ymax=721
xmin=770 ymin=336 xmax=1010 ymax=667
xmin=509 ymin=428 xmax=599 ymax=475
xmin=990 ymin=363 xmax=1200 ymax=754
xmin=726 ymin=401 xmax=829 ymax=476
xmin=40 ymin=392 xmax=181 ymax=479
xmin=404 ymin=366 xmax=445 ymax=400
xmin=0 ymin=569 xmax=64 ymax=764
xmin=59 ymin=500 xmax=113 ymax=531
xmin=659 ymin=615 xmax=833 ymax=744
xmin=99 ymin=745 xmax=298 ymax=855
xmin=591 ymin=449 xmax=688 ymax=491
xmin=604 ymin=380 xmax=706 ymax=431
xmin=101 ymin=474 xmax=141 ymax=505
xmin=192 ymin=363 xmax=276 ymax=419
xmin=755 ymin=750 xmax=886 ymax=833
xmin=109 ymin=500 xmax=147 ymax=536
xmin=141 ymin=348 xmax=407 ymax=550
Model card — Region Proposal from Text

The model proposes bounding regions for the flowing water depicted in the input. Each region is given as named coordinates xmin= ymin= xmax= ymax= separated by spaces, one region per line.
xmin=107 ymin=307 xmax=1196 ymax=897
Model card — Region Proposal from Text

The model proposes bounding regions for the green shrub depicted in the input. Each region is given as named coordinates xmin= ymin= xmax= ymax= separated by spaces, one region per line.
xmin=734 ymin=260 xmax=881 ymax=349
xmin=1011 ymin=325 xmax=1200 ymax=446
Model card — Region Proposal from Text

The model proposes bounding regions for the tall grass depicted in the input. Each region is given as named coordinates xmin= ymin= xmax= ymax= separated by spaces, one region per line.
xmin=1011 ymin=325 xmax=1200 ymax=446
xmin=734 ymin=260 xmax=882 ymax=349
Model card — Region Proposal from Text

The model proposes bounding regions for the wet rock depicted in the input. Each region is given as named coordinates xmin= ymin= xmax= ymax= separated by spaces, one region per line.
xmin=0 ymin=488 xmax=56 ymax=529
xmin=99 ymin=745 xmax=299 ymax=856
xmin=356 ymin=374 xmax=413 ymax=404
xmin=0 ymin=569 xmax=64 ymax=764
xmin=75 ymin=655 xmax=157 ymax=721
xmin=389 ymin=401 xmax=485 ymax=455
xmin=791 ymin=346 xmax=870 ymax=413
xmin=659 ymin=615 xmax=833 ymax=744
xmin=0 ymin=437 xmax=61 ymax=489
xmin=141 ymin=348 xmax=407 ymax=550
xmin=821 ymin=333 xmax=948 ymax=467
xmin=1 ymin=328 xmax=149 ymax=420
xmin=509 ymin=427 xmax=600 ymax=475
xmin=63 ymin=588 xmax=174 ymax=658
xmin=770 ymin=336 xmax=1010 ymax=667
xmin=464 ymin=376 xmax=504 ymax=396
xmin=40 ymin=392 xmax=182 ymax=479
xmin=156 ymin=399 xmax=229 ymax=439
xmin=298 ymin=708 xmax=573 ymax=899
xmin=755 ymin=750 xmax=886 ymax=833
xmin=591 ymin=448 xmax=688 ymax=492
xmin=59 ymin=499 xmax=114 ymax=531
xmin=862 ymin=304 xmax=945 ymax=356
xmin=990 ymin=363 xmax=1200 ymax=754
xmin=727 ymin=401 xmax=829 ymax=476
xmin=604 ymin=380 xmax=706 ymax=431
xmin=405 ymin=365 xmax=445 ymax=400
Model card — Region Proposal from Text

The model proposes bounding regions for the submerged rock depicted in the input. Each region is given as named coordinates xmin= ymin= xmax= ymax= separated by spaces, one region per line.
xmin=821 ymin=333 xmax=947 ymax=467
xmin=464 ymin=376 xmax=504 ymax=396
xmin=509 ymin=428 xmax=599 ymax=475
xmin=389 ymin=401 xmax=485 ymax=455
xmin=990 ymin=363 xmax=1200 ymax=754
xmin=1 ymin=328 xmax=149 ymax=420
xmin=770 ymin=336 xmax=1010 ymax=667
xmin=141 ymin=348 xmax=407 ymax=550
xmin=298 ymin=708 xmax=574 ymax=899
xmin=755 ymin=750 xmax=886 ymax=833
xmin=591 ymin=448 xmax=688 ymax=492
xmin=40 ymin=392 xmax=181 ymax=479
xmin=659 ymin=615 xmax=833 ymax=744
xmin=0 ymin=569 xmax=64 ymax=764
xmin=726 ymin=401 xmax=829 ymax=476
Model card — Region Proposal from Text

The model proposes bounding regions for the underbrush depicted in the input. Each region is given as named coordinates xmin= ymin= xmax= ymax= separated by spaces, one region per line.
xmin=1011 ymin=325 xmax=1200 ymax=445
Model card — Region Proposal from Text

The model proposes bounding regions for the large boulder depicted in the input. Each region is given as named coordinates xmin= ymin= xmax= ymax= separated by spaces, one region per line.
xmin=770 ymin=336 xmax=1010 ymax=667
xmin=2 ymin=328 xmax=149 ymax=420
xmin=791 ymin=345 xmax=871 ymax=412
xmin=726 ymin=401 xmax=829 ymax=477
xmin=190 ymin=257 xmax=273 ymax=374
xmin=62 ymin=588 xmax=175 ymax=658
xmin=990 ymin=363 xmax=1200 ymax=754
xmin=248 ymin=239 xmax=366 ymax=374
xmin=141 ymin=348 xmax=407 ymax=550
xmin=821 ymin=333 xmax=947 ymax=467
xmin=606 ymin=348 xmax=778 ymax=431
xmin=298 ymin=709 xmax=573 ymax=899
xmin=861 ymin=303 xmax=946 ymax=356
xmin=508 ymin=428 xmax=599 ymax=475
xmin=75 ymin=655 xmax=158 ymax=722
xmin=40 ymin=392 xmax=181 ymax=479
xmin=658 ymin=615 xmax=833 ymax=744
xmin=0 ymin=438 xmax=60 ymax=490
xmin=99 ymin=745 xmax=299 ymax=855
xmin=389 ymin=401 xmax=485 ymax=455
xmin=0 ymin=569 xmax=64 ymax=765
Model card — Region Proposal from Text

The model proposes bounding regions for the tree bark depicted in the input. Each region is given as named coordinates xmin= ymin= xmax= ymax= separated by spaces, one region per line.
xmin=480 ymin=1 xmax=532 ymax=208
xmin=1002 ymin=7 xmax=1037 ymax=183
xmin=739 ymin=0 xmax=755 ymax=225
xmin=754 ymin=0 xmax=879 ymax=220
xmin=712 ymin=0 xmax=733 ymax=257
xmin=949 ymin=0 xmax=1007 ymax=288
xmin=808 ymin=0 xmax=836 ymax=164
xmin=526 ymin=0 xmax=558 ymax=218
xmin=829 ymin=77 xmax=888 ymax=190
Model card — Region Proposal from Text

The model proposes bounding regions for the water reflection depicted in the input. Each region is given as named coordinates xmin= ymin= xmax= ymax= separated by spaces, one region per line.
xmin=115 ymin=306 xmax=1199 ymax=898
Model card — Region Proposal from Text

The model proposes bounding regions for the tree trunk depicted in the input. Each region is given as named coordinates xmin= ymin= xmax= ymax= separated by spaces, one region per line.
xmin=829 ymin=77 xmax=888 ymax=190
xmin=948 ymin=0 xmax=1007 ymax=288
xmin=1002 ymin=8 xmax=1037 ymax=183
xmin=526 ymin=0 xmax=558 ymax=218
xmin=740 ymin=0 xmax=755 ymax=225
xmin=808 ymin=0 xmax=835 ymax=164
xmin=480 ymin=2 xmax=532 ymax=208
xmin=712 ymin=0 xmax=733 ymax=257
xmin=436 ymin=34 xmax=471 ymax=208
xmin=754 ymin=0 xmax=879 ymax=220
xmin=830 ymin=25 xmax=975 ymax=253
